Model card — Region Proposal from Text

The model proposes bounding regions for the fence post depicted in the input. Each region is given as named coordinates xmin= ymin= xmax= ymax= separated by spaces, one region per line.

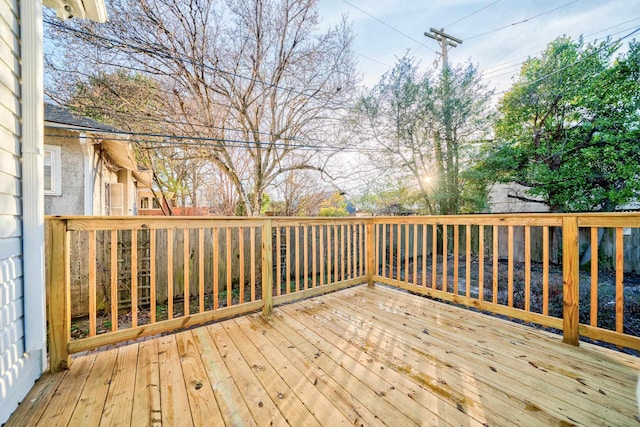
xmin=562 ymin=216 xmax=580 ymax=346
xmin=366 ymin=221 xmax=375 ymax=287
xmin=262 ymin=219 xmax=273 ymax=315
xmin=46 ymin=218 xmax=71 ymax=371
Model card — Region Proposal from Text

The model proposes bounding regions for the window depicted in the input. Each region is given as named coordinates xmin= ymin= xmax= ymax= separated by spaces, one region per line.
xmin=44 ymin=145 xmax=62 ymax=195
xmin=106 ymin=183 xmax=124 ymax=215
xmin=152 ymin=198 xmax=160 ymax=209
xmin=140 ymin=197 xmax=150 ymax=209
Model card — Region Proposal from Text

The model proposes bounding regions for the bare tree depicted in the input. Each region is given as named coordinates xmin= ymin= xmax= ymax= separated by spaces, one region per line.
xmin=199 ymin=150 xmax=253 ymax=215
xmin=45 ymin=0 xmax=357 ymax=215
xmin=270 ymin=169 xmax=328 ymax=216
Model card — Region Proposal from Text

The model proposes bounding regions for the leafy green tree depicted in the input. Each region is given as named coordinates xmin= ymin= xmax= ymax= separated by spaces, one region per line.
xmin=479 ymin=37 xmax=640 ymax=212
xmin=318 ymin=192 xmax=349 ymax=217
xmin=235 ymin=193 xmax=271 ymax=216
xmin=349 ymin=55 xmax=493 ymax=214
xmin=355 ymin=178 xmax=420 ymax=215
xmin=66 ymin=70 xmax=162 ymax=131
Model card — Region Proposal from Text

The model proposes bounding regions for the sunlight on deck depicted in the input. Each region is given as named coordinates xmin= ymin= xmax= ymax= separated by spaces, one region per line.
xmin=8 ymin=284 xmax=640 ymax=426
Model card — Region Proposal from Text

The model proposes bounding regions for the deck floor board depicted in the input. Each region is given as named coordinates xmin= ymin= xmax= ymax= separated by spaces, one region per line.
xmin=282 ymin=291 xmax=544 ymax=426
xmin=131 ymin=339 xmax=161 ymax=426
xmin=240 ymin=315 xmax=385 ymax=426
xmin=68 ymin=348 xmax=117 ymax=426
xmin=8 ymin=284 xmax=640 ymax=427
xmin=307 ymin=286 xmax=630 ymax=425
xmin=329 ymin=286 xmax=637 ymax=421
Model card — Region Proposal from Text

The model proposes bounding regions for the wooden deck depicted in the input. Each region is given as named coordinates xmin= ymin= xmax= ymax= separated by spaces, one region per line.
xmin=8 ymin=284 xmax=640 ymax=426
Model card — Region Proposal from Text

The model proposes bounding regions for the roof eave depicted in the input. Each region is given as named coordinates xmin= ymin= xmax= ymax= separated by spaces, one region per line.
xmin=44 ymin=120 xmax=117 ymax=135
xmin=82 ymin=0 xmax=108 ymax=23
xmin=43 ymin=0 xmax=108 ymax=23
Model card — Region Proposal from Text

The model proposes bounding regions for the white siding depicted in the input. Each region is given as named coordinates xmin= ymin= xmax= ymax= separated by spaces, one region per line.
xmin=0 ymin=0 xmax=42 ymax=423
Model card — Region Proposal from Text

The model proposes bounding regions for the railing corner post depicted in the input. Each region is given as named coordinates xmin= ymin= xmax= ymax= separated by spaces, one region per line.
xmin=366 ymin=221 xmax=375 ymax=287
xmin=562 ymin=215 xmax=580 ymax=346
xmin=261 ymin=218 xmax=273 ymax=316
xmin=46 ymin=218 xmax=71 ymax=371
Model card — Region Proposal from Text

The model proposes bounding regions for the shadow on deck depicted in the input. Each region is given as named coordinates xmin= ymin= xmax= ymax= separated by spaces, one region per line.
xmin=7 ymin=284 xmax=640 ymax=426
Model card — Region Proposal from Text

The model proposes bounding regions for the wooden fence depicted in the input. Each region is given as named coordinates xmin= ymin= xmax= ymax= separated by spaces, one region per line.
xmin=45 ymin=213 xmax=640 ymax=372
xmin=66 ymin=220 xmax=367 ymax=317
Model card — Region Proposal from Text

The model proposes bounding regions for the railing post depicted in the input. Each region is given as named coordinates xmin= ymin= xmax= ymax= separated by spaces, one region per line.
xmin=261 ymin=219 xmax=273 ymax=315
xmin=562 ymin=216 xmax=580 ymax=346
xmin=46 ymin=218 xmax=71 ymax=371
xmin=366 ymin=221 xmax=375 ymax=287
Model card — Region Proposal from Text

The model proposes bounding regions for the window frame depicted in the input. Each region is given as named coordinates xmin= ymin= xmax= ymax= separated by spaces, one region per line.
xmin=140 ymin=196 xmax=150 ymax=209
xmin=44 ymin=144 xmax=62 ymax=195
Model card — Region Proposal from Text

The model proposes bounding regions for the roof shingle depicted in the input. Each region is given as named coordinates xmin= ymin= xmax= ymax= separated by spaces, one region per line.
xmin=44 ymin=103 xmax=120 ymax=133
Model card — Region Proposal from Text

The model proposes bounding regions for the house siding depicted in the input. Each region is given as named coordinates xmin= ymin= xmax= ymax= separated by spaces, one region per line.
xmin=44 ymin=128 xmax=85 ymax=215
xmin=0 ymin=1 xmax=42 ymax=423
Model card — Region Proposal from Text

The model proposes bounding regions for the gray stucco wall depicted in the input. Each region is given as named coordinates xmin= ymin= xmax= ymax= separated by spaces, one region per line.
xmin=44 ymin=128 xmax=85 ymax=215
xmin=487 ymin=182 xmax=549 ymax=213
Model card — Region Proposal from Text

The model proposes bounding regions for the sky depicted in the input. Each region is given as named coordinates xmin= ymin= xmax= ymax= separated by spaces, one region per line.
xmin=317 ymin=0 xmax=640 ymax=95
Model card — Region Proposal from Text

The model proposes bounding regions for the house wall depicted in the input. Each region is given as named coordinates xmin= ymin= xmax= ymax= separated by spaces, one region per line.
xmin=487 ymin=182 xmax=549 ymax=213
xmin=93 ymin=153 xmax=136 ymax=216
xmin=44 ymin=128 xmax=85 ymax=215
xmin=0 ymin=1 xmax=44 ymax=423
xmin=118 ymin=169 xmax=138 ymax=215
xmin=92 ymin=151 xmax=105 ymax=215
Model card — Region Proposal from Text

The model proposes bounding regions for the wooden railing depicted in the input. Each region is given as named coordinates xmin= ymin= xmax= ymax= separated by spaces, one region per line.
xmin=45 ymin=213 xmax=640 ymax=372
xmin=45 ymin=216 xmax=371 ymax=371
xmin=371 ymin=213 xmax=640 ymax=352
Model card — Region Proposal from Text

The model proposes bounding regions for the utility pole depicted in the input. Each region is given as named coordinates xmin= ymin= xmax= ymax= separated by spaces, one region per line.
xmin=424 ymin=28 xmax=462 ymax=215
xmin=424 ymin=28 xmax=462 ymax=71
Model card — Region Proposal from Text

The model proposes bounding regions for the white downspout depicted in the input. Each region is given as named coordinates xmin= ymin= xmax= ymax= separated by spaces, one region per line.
xmin=20 ymin=0 xmax=46 ymax=372
xmin=80 ymin=133 xmax=94 ymax=215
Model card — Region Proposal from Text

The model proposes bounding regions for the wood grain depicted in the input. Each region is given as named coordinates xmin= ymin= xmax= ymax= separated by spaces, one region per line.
xmin=12 ymin=284 xmax=640 ymax=427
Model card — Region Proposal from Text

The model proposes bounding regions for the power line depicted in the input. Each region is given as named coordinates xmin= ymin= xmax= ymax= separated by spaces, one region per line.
xmin=354 ymin=52 xmax=393 ymax=68
xmin=52 ymin=99 xmax=353 ymax=147
xmin=464 ymin=1 xmax=578 ymax=40
xmin=483 ymin=53 xmax=539 ymax=73
xmin=58 ymin=102 xmax=335 ymax=144
xmin=479 ymin=16 xmax=640 ymax=74
xmin=482 ymin=23 xmax=640 ymax=80
xmin=342 ymin=0 xmax=437 ymax=53
xmin=493 ymin=26 xmax=640 ymax=95
xmin=47 ymin=61 xmax=358 ymax=113
xmin=44 ymin=127 xmax=379 ymax=153
xmin=443 ymin=0 xmax=502 ymax=29
xmin=583 ymin=15 xmax=640 ymax=38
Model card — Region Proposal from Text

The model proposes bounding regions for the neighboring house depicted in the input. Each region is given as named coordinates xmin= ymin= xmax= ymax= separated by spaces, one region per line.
xmin=486 ymin=182 xmax=550 ymax=213
xmin=44 ymin=104 xmax=152 ymax=215
xmin=487 ymin=182 xmax=640 ymax=213
xmin=138 ymin=188 xmax=166 ymax=213
xmin=138 ymin=188 xmax=181 ymax=215
xmin=376 ymin=203 xmax=417 ymax=216
xmin=138 ymin=188 xmax=211 ymax=216
xmin=0 ymin=1 xmax=107 ymax=423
